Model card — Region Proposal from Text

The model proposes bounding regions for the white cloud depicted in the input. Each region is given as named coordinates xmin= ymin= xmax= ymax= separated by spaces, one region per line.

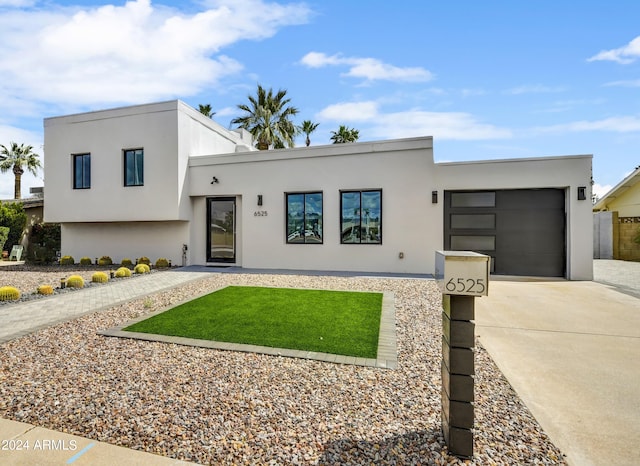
xmin=505 ymin=84 xmax=565 ymax=95
xmin=0 ymin=0 xmax=35 ymax=7
xmin=588 ymin=36 xmax=640 ymax=64
xmin=316 ymin=101 xmax=511 ymax=140
xmin=0 ymin=0 xmax=312 ymax=107
xmin=536 ymin=116 xmax=640 ymax=133
xmin=0 ymin=125 xmax=42 ymax=146
xmin=604 ymin=79 xmax=640 ymax=87
xmin=316 ymin=101 xmax=379 ymax=121
xmin=592 ymin=183 xmax=613 ymax=200
xmin=300 ymin=52 xmax=433 ymax=83
xmin=213 ymin=106 xmax=239 ymax=117
xmin=461 ymin=88 xmax=487 ymax=97
xmin=372 ymin=111 xmax=512 ymax=140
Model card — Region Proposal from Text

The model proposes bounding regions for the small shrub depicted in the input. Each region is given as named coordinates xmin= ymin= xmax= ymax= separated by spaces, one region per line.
xmin=155 ymin=257 xmax=170 ymax=268
xmin=37 ymin=285 xmax=54 ymax=295
xmin=26 ymin=223 xmax=61 ymax=264
xmin=0 ymin=286 xmax=20 ymax=301
xmin=66 ymin=275 xmax=85 ymax=288
xmin=137 ymin=256 xmax=151 ymax=265
xmin=121 ymin=258 xmax=133 ymax=268
xmin=98 ymin=256 xmax=113 ymax=266
xmin=79 ymin=257 xmax=92 ymax=266
xmin=115 ymin=267 xmax=132 ymax=278
xmin=134 ymin=263 xmax=150 ymax=274
xmin=92 ymin=271 xmax=109 ymax=283
xmin=0 ymin=202 xmax=26 ymax=253
xmin=60 ymin=255 xmax=75 ymax=265
xmin=0 ymin=226 xmax=9 ymax=253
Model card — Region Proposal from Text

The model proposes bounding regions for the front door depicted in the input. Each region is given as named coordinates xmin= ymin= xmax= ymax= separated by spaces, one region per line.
xmin=207 ymin=197 xmax=236 ymax=263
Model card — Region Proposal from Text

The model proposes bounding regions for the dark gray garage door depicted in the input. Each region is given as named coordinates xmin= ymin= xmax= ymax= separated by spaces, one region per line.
xmin=444 ymin=189 xmax=566 ymax=277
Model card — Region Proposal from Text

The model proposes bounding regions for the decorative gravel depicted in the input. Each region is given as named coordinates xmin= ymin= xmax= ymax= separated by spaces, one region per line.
xmin=0 ymin=271 xmax=567 ymax=465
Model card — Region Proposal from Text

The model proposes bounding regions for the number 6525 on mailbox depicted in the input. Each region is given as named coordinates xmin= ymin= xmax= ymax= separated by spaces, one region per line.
xmin=435 ymin=251 xmax=490 ymax=297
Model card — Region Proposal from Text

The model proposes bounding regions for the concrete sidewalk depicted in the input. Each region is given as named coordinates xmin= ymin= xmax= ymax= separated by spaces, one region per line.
xmin=0 ymin=418 xmax=195 ymax=465
xmin=476 ymin=277 xmax=640 ymax=466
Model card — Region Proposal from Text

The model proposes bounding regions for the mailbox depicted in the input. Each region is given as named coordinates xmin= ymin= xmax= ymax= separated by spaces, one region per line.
xmin=435 ymin=251 xmax=490 ymax=297
xmin=437 ymin=250 xmax=490 ymax=458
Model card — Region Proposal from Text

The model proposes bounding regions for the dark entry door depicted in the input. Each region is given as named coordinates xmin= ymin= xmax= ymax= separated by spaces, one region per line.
xmin=207 ymin=197 xmax=236 ymax=263
xmin=444 ymin=189 xmax=566 ymax=277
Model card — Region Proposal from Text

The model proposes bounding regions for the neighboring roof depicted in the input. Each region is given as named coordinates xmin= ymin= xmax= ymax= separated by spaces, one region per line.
xmin=1 ymin=197 xmax=44 ymax=209
xmin=593 ymin=166 xmax=640 ymax=211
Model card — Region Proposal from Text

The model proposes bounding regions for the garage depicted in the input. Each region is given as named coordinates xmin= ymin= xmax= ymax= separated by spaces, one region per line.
xmin=444 ymin=189 xmax=566 ymax=277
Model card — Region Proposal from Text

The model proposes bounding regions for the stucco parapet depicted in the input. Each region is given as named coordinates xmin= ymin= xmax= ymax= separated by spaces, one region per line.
xmin=189 ymin=136 xmax=434 ymax=167
xmin=436 ymin=153 xmax=592 ymax=167
xmin=44 ymin=100 xmax=182 ymax=126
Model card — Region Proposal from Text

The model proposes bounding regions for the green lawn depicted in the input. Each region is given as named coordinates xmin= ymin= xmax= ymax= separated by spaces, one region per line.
xmin=124 ymin=286 xmax=383 ymax=358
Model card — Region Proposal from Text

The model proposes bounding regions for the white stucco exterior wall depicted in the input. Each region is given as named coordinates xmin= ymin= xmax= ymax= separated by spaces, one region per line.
xmin=44 ymin=100 xmax=253 ymax=224
xmin=60 ymin=222 xmax=189 ymax=266
xmin=45 ymin=101 xmax=183 ymax=222
xmin=42 ymin=100 xmax=593 ymax=279
xmin=189 ymin=138 xmax=438 ymax=274
xmin=44 ymin=101 xmax=253 ymax=265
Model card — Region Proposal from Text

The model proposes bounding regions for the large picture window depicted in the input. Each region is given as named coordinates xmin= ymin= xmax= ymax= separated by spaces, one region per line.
xmin=73 ymin=153 xmax=91 ymax=189
xmin=341 ymin=189 xmax=382 ymax=244
xmin=286 ymin=192 xmax=323 ymax=244
xmin=124 ymin=148 xmax=144 ymax=186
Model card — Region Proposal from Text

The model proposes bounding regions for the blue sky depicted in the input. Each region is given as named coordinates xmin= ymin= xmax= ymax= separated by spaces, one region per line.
xmin=0 ymin=0 xmax=639 ymax=200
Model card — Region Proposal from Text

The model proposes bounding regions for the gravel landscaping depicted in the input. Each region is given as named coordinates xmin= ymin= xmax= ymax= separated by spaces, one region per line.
xmin=0 ymin=270 xmax=567 ymax=465
xmin=0 ymin=264 xmax=158 ymax=304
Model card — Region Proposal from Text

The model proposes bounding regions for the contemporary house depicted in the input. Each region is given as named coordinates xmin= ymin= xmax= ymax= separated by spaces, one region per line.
xmin=44 ymin=100 xmax=594 ymax=279
xmin=593 ymin=167 xmax=640 ymax=261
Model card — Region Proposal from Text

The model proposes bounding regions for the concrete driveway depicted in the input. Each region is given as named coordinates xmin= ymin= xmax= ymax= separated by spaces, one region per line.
xmin=475 ymin=260 xmax=640 ymax=466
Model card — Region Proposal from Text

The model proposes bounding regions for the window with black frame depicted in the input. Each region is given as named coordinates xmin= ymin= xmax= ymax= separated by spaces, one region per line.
xmin=124 ymin=148 xmax=144 ymax=186
xmin=286 ymin=192 xmax=323 ymax=244
xmin=73 ymin=153 xmax=91 ymax=189
xmin=340 ymin=189 xmax=382 ymax=244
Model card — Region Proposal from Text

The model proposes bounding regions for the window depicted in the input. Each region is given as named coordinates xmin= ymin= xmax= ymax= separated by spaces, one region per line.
xmin=73 ymin=153 xmax=91 ymax=189
xmin=451 ymin=191 xmax=495 ymax=208
xmin=286 ymin=192 xmax=323 ymax=244
xmin=450 ymin=235 xmax=496 ymax=251
xmin=340 ymin=189 xmax=382 ymax=244
xmin=124 ymin=149 xmax=143 ymax=186
xmin=450 ymin=214 xmax=496 ymax=229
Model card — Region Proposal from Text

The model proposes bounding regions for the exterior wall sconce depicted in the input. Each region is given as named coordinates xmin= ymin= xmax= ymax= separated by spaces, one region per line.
xmin=432 ymin=190 xmax=438 ymax=204
xmin=577 ymin=186 xmax=586 ymax=201
xmin=257 ymin=195 xmax=263 ymax=206
xmin=211 ymin=176 xmax=219 ymax=184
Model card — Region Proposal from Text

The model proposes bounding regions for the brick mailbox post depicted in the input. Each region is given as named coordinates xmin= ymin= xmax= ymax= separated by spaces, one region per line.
xmin=435 ymin=251 xmax=490 ymax=459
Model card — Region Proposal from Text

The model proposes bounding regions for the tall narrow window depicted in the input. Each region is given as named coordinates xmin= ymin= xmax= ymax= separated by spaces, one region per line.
xmin=340 ymin=189 xmax=382 ymax=244
xmin=73 ymin=153 xmax=91 ymax=189
xmin=124 ymin=148 xmax=144 ymax=186
xmin=286 ymin=192 xmax=323 ymax=244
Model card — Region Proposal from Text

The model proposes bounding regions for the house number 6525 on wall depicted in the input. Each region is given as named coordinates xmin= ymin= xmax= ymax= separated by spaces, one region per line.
xmin=254 ymin=211 xmax=268 ymax=216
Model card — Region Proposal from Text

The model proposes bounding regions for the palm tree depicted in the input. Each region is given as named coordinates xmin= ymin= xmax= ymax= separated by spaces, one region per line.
xmin=299 ymin=120 xmax=319 ymax=147
xmin=231 ymin=84 xmax=299 ymax=150
xmin=330 ymin=125 xmax=360 ymax=144
xmin=0 ymin=142 xmax=42 ymax=199
xmin=198 ymin=104 xmax=215 ymax=118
